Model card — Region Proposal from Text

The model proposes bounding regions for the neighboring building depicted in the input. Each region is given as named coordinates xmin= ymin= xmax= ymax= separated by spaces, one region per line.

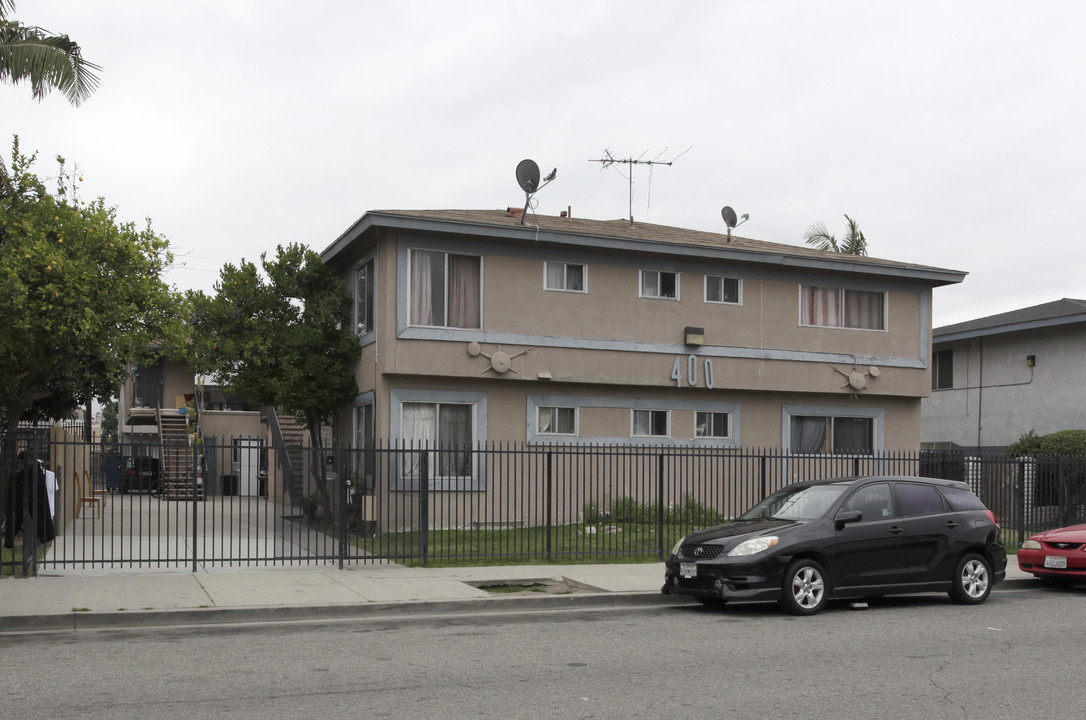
xmin=321 ymin=208 xmax=964 ymax=462
xmin=922 ymin=298 xmax=1086 ymax=450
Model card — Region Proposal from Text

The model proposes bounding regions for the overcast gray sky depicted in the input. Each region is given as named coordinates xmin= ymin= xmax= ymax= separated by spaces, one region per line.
xmin=5 ymin=0 xmax=1083 ymax=327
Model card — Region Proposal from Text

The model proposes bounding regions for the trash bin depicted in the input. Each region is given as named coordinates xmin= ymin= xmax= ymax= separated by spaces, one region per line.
xmin=221 ymin=475 xmax=238 ymax=496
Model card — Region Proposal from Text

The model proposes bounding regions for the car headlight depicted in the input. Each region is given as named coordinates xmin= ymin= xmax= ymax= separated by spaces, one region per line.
xmin=670 ymin=536 xmax=686 ymax=557
xmin=727 ymin=536 xmax=779 ymax=557
xmin=1021 ymin=539 xmax=1042 ymax=550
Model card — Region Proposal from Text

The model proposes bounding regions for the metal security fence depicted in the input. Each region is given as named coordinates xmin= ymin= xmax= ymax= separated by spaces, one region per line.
xmin=3 ymin=437 xmax=1084 ymax=574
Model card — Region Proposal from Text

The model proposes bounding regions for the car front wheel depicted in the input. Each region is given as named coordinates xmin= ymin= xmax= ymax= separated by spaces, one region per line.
xmin=779 ymin=558 xmax=828 ymax=615
xmin=949 ymin=553 xmax=992 ymax=605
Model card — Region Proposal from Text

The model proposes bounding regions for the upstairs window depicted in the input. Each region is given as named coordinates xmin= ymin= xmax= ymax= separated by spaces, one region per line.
xmin=932 ymin=349 xmax=953 ymax=390
xmin=354 ymin=258 xmax=375 ymax=335
xmin=641 ymin=270 xmax=678 ymax=300
xmin=544 ymin=262 xmax=586 ymax=292
xmin=705 ymin=275 xmax=740 ymax=304
xmin=410 ymin=249 xmax=481 ymax=329
xmin=801 ymin=286 xmax=885 ymax=330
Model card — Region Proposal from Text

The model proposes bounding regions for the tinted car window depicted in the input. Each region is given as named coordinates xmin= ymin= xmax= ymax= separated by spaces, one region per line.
xmin=842 ymin=483 xmax=895 ymax=520
xmin=739 ymin=484 xmax=848 ymax=521
xmin=940 ymin=485 xmax=986 ymax=511
xmin=897 ymin=483 xmax=948 ymax=516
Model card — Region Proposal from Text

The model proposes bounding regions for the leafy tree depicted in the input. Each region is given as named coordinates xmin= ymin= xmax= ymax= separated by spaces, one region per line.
xmin=0 ymin=138 xmax=177 ymax=488
xmin=100 ymin=399 xmax=118 ymax=444
xmin=1009 ymin=429 xmax=1086 ymax=526
xmin=803 ymin=214 xmax=868 ymax=256
xmin=188 ymin=244 xmax=360 ymax=517
xmin=0 ymin=0 xmax=100 ymax=106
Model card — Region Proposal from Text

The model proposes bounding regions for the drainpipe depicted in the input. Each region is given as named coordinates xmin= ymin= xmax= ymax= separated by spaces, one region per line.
xmin=976 ymin=337 xmax=984 ymax=449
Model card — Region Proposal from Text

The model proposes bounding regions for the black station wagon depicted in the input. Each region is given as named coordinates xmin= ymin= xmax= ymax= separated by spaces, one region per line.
xmin=662 ymin=475 xmax=1007 ymax=615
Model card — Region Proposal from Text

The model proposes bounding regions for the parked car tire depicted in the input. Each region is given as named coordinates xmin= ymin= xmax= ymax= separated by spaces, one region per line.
xmin=779 ymin=558 xmax=828 ymax=615
xmin=948 ymin=553 xmax=992 ymax=605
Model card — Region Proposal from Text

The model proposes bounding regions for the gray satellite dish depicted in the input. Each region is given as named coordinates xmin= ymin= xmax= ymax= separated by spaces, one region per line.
xmin=516 ymin=159 xmax=541 ymax=193
xmin=721 ymin=206 xmax=738 ymax=228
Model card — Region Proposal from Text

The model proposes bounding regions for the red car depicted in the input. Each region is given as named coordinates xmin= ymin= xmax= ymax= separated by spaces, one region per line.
xmin=1018 ymin=524 xmax=1086 ymax=582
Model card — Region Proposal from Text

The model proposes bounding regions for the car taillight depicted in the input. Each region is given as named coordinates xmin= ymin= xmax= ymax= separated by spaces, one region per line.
xmin=984 ymin=509 xmax=999 ymax=527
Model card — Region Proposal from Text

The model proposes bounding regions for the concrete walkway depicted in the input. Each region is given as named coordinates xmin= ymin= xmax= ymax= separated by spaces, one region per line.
xmin=0 ymin=560 xmax=1040 ymax=634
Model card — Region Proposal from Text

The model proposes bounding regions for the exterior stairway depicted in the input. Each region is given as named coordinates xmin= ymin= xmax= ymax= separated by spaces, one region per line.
xmin=159 ymin=409 xmax=204 ymax=501
xmin=277 ymin=412 xmax=307 ymax=503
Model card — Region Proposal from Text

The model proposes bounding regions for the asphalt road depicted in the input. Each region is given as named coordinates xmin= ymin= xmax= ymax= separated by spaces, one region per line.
xmin=1 ymin=584 xmax=1081 ymax=720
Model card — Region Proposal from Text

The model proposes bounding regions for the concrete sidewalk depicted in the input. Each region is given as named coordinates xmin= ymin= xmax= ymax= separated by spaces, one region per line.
xmin=0 ymin=560 xmax=1039 ymax=633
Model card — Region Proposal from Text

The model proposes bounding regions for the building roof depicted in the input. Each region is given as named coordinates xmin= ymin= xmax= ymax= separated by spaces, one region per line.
xmin=934 ymin=298 xmax=1086 ymax=342
xmin=322 ymin=208 xmax=967 ymax=287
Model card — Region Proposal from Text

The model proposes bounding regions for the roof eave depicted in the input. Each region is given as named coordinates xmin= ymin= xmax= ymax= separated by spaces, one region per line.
xmin=321 ymin=211 xmax=967 ymax=286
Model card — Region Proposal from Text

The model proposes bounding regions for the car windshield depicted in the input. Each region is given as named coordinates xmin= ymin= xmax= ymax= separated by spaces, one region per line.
xmin=739 ymin=484 xmax=849 ymax=521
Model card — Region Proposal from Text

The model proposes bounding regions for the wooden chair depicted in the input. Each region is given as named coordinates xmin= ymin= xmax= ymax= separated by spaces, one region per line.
xmin=77 ymin=469 xmax=103 ymax=519
xmin=84 ymin=470 xmax=108 ymax=511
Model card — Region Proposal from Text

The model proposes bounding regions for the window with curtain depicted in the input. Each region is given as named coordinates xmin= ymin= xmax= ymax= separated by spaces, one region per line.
xmin=401 ymin=401 xmax=475 ymax=485
xmin=640 ymin=270 xmax=678 ymax=300
xmin=789 ymin=415 xmax=873 ymax=454
xmin=538 ymin=406 xmax=577 ymax=435
xmin=354 ymin=258 xmax=374 ymax=335
xmin=544 ymin=262 xmax=586 ymax=292
xmin=705 ymin=275 xmax=740 ymax=304
xmin=632 ymin=409 xmax=669 ymax=437
xmin=409 ymin=249 xmax=481 ymax=328
xmin=695 ymin=411 xmax=730 ymax=438
xmin=352 ymin=403 xmax=375 ymax=492
xmin=801 ymin=286 xmax=885 ymax=330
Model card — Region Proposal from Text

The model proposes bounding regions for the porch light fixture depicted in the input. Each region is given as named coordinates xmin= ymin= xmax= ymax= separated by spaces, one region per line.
xmin=684 ymin=326 xmax=705 ymax=347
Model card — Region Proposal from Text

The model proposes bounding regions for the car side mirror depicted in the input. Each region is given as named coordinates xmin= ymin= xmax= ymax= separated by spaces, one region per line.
xmin=835 ymin=510 xmax=862 ymax=528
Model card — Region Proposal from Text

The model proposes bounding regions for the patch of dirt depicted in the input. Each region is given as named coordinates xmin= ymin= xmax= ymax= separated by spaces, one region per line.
xmin=469 ymin=578 xmax=590 ymax=596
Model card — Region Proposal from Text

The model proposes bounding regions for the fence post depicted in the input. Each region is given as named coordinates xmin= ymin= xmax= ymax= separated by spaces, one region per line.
xmin=338 ymin=448 xmax=347 ymax=570
xmin=419 ymin=452 xmax=429 ymax=567
xmin=1016 ymin=459 xmax=1026 ymax=548
xmin=657 ymin=453 xmax=665 ymax=561
xmin=759 ymin=454 xmax=767 ymax=498
xmin=545 ymin=451 xmax=553 ymax=563
xmin=192 ymin=441 xmax=199 ymax=573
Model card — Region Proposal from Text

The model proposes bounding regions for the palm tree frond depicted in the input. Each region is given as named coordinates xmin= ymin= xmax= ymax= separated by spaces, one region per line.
xmin=803 ymin=221 xmax=839 ymax=252
xmin=0 ymin=22 xmax=100 ymax=106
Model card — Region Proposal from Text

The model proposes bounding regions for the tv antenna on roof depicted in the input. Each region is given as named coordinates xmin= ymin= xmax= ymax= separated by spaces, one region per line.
xmin=515 ymin=159 xmax=557 ymax=226
xmin=590 ymin=146 xmax=691 ymax=224
xmin=721 ymin=205 xmax=749 ymax=241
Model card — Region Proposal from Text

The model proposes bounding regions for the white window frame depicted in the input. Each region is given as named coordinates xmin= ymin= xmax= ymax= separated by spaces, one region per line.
xmin=354 ymin=256 xmax=375 ymax=337
xmin=543 ymin=261 xmax=587 ymax=293
xmin=695 ymin=411 xmax=731 ymax=439
xmin=704 ymin=275 xmax=741 ymax=305
xmin=799 ymin=285 xmax=886 ymax=331
xmin=537 ymin=406 xmax=578 ymax=435
xmin=631 ymin=409 xmax=670 ymax=438
xmin=640 ymin=270 xmax=679 ymax=300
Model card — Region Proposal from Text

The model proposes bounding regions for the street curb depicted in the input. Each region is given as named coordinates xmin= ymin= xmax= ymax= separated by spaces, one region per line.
xmin=0 ymin=591 xmax=682 ymax=634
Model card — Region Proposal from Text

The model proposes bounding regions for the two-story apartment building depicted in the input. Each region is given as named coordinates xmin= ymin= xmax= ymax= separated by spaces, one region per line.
xmin=321 ymin=209 xmax=964 ymax=472
xmin=922 ymin=298 xmax=1086 ymax=450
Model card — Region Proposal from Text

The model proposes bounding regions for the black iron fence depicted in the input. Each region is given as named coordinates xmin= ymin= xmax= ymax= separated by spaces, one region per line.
xmin=3 ymin=437 xmax=1084 ymax=574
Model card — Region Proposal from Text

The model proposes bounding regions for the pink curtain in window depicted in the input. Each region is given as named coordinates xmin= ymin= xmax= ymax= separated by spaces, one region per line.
xmin=448 ymin=255 xmax=480 ymax=328
xmin=803 ymin=287 xmax=840 ymax=327
xmin=843 ymin=290 xmax=884 ymax=330
xmin=410 ymin=250 xmax=433 ymax=326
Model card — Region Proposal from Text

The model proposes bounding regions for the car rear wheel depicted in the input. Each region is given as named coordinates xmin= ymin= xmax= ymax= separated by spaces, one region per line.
xmin=949 ymin=553 xmax=992 ymax=605
xmin=779 ymin=558 xmax=828 ymax=616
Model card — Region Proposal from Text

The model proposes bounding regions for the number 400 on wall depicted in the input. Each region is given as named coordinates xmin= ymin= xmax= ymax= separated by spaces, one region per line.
xmin=671 ymin=355 xmax=714 ymax=389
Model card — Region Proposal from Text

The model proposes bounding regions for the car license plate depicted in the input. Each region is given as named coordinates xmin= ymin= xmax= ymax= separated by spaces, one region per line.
xmin=680 ymin=562 xmax=697 ymax=579
xmin=1044 ymin=555 xmax=1068 ymax=569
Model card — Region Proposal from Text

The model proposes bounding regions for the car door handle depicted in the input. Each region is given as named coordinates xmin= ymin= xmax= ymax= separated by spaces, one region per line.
xmin=945 ymin=520 xmax=959 ymax=529
xmin=889 ymin=525 xmax=904 ymax=535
